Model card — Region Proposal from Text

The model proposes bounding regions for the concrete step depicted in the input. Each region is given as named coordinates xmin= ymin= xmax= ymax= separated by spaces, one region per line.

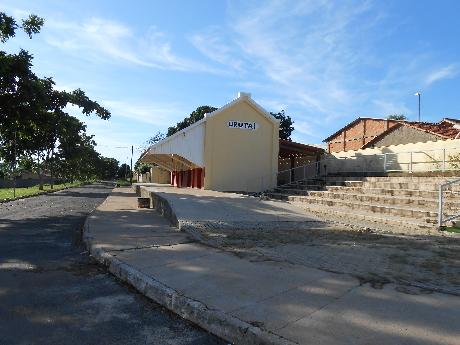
xmin=276 ymin=184 xmax=326 ymax=191
xmin=296 ymin=180 xmax=345 ymax=186
xmin=285 ymin=196 xmax=438 ymax=219
xmin=358 ymin=181 xmax=460 ymax=191
xmin=290 ymin=202 xmax=437 ymax=233
xmin=325 ymin=186 xmax=444 ymax=199
xmin=359 ymin=176 xmax=452 ymax=182
xmin=264 ymin=192 xmax=291 ymax=201
xmin=274 ymin=187 xmax=322 ymax=195
xmin=305 ymin=191 xmax=460 ymax=210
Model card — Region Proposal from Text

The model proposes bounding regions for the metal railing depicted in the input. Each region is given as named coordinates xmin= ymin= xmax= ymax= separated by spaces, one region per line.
xmin=242 ymin=146 xmax=460 ymax=194
xmin=276 ymin=147 xmax=460 ymax=187
xmin=438 ymin=178 xmax=460 ymax=228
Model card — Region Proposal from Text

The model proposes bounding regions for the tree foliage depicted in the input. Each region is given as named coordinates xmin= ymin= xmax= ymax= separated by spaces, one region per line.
xmin=387 ymin=114 xmax=407 ymax=121
xmin=0 ymin=11 xmax=115 ymax=186
xmin=135 ymin=162 xmax=153 ymax=174
xmin=167 ymin=105 xmax=217 ymax=137
xmin=145 ymin=131 xmax=165 ymax=147
xmin=117 ymin=163 xmax=132 ymax=179
xmin=270 ymin=110 xmax=294 ymax=140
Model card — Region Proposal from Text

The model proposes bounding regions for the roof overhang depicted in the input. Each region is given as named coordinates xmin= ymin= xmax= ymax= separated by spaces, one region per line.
xmin=140 ymin=153 xmax=201 ymax=171
xmin=279 ymin=139 xmax=324 ymax=158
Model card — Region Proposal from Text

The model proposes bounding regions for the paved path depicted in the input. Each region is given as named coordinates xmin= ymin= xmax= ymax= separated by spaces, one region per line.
xmin=0 ymin=184 xmax=224 ymax=345
xmin=139 ymin=183 xmax=324 ymax=230
xmin=86 ymin=187 xmax=460 ymax=345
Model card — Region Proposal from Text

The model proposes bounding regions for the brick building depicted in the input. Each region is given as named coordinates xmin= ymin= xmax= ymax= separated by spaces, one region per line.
xmin=324 ymin=117 xmax=460 ymax=153
xmin=324 ymin=118 xmax=400 ymax=153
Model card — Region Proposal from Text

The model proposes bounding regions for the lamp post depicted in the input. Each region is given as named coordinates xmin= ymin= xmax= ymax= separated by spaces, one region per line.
xmin=414 ymin=92 xmax=421 ymax=122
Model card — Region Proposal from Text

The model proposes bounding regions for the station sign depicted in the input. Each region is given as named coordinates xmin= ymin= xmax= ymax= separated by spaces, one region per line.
xmin=227 ymin=120 xmax=259 ymax=131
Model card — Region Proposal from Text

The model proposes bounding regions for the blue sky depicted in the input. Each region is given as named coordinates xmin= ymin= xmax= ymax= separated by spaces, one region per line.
xmin=2 ymin=0 xmax=460 ymax=164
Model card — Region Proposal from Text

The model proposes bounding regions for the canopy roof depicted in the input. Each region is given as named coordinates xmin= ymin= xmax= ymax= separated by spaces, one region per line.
xmin=279 ymin=139 xmax=324 ymax=158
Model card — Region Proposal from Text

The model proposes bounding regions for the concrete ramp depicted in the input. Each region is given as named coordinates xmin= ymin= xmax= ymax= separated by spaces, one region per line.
xmin=137 ymin=184 xmax=327 ymax=238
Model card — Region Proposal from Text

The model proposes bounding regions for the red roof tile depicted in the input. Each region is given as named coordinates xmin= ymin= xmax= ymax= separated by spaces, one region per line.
xmin=404 ymin=120 xmax=460 ymax=139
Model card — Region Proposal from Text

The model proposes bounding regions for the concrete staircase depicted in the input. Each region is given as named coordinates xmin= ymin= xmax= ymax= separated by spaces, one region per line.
xmin=265 ymin=176 xmax=460 ymax=233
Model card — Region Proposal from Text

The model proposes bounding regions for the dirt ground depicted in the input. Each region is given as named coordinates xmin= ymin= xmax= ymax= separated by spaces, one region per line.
xmin=197 ymin=224 xmax=460 ymax=295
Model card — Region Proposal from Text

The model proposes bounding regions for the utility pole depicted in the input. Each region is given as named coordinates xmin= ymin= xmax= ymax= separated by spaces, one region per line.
xmin=13 ymin=131 xmax=17 ymax=198
xmin=415 ymin=92 xmax=421 ymax=122
xmin=130 ymin=145 xmax=133 ymax=185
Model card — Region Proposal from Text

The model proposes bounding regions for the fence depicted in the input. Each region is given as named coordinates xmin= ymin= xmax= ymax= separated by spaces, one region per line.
xmin=277 ymin=146 xmax=460 ymax=186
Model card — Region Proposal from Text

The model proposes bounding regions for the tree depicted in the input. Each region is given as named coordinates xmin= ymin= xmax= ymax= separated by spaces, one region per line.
xmin=0 ymin=12 xmax=110 ymax=188
xmin=167 ymin=106 xmax=217 ymax=137
xmin=387 ymin=114 xmax=407 ymax=121
xmin=271 ymin=110 xmax=294 ymax=140
xmin=118 ymin=163 xmax=131 ymax=179
xmin=98 ymin=157 xmax=119 ymax=180
xmin=135 ymin=162 xmax=153 ymax=174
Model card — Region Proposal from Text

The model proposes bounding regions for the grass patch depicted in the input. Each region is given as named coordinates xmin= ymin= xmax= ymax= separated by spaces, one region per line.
xmin=442 ymin=226 xmax=460 ymax=234
xmin=0 ymin=181 xmax=88 ymax=202
xmin=115 ymin=179 xmax=132 ymax=187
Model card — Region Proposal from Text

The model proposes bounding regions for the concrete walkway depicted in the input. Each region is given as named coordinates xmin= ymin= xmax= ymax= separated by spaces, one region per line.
xmin=85 ymin=187 xmax=460 ymax=345
xmin=137 ymin=183 xmax=325 ymax=232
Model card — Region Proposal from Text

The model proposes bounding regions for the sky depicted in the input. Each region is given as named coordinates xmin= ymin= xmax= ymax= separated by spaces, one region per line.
xmin=2 ymin=0 xmax=460 ymax=164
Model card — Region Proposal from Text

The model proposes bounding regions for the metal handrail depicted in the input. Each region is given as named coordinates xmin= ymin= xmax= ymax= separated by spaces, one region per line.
xmin=438 ymin=178 xmax=460 ymax=228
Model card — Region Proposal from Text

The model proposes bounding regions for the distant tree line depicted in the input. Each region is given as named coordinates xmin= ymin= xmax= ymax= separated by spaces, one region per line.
xmin=0 ymin=12 xmax=120 ymax=188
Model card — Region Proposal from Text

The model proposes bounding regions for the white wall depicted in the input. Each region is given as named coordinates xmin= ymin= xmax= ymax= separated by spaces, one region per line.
xmin=147 ymin=121 xmax=205 ymax=167
xmin=323 ymin=139 xmax=460 ymax=173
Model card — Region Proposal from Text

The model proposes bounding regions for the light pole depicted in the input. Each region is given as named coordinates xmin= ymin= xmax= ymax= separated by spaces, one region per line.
xmin=414 ymin=92 xmax=421 ymax=122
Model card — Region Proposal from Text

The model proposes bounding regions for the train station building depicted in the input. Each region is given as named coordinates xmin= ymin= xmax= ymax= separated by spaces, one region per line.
xmin=139 ymin=92 xmax=322 ymax=192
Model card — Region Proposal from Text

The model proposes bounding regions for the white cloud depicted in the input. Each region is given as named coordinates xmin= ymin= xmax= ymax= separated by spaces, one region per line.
xmin=225 ymin=0 xmax=382 ymax=119
xmin=293 ymin=121 xmax=319 ymax=138
xmin=102 ymin=99 xmax=187 ymax=127
xmin=256 ymin=98 xmax=288 ymax=113
xmin=425 ymin=64 xmax=458 ymax=86
xmin=189 ymin=27 xmax=244 ymax=71
xmin=44 ymin=17 xmax=223 ymax=73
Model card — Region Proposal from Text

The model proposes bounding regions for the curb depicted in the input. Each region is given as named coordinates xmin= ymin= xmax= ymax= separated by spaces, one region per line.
xmin=82 ymin=193 xmax=297 ymax=345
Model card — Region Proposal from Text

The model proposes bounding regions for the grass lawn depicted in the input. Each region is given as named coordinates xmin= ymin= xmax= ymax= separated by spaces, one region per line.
xmin=0 ymin=181 xmax=87 ymax=202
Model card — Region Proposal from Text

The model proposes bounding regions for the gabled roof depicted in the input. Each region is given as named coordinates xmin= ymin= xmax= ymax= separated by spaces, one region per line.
xmin=323 ymin=117 xmax=398 ymax=142
xmin=205 ymin=92 xmax=280 ymax=125
xmin=362 ymin=119 xmax=460 ymax=148
xmin=406 ymin=120 xmax=460 ymax=139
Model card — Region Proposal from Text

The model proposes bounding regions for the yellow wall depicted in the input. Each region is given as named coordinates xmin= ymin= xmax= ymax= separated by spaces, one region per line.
xmin=151 ymin=166 xmax=171 ymax=184
xmin=204 ymin=99 xmax=279 ymax=192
